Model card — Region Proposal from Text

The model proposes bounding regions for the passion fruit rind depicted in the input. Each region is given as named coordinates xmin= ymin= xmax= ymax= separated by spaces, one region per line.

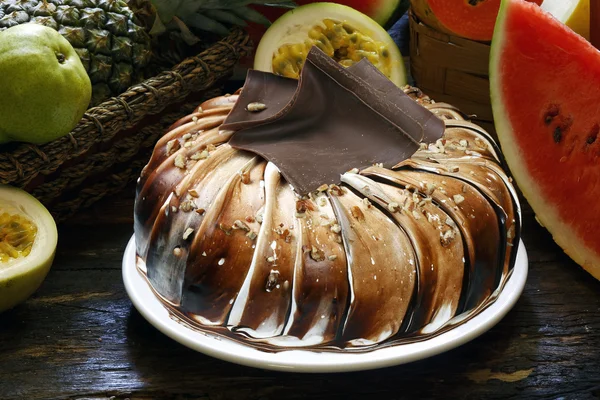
xmin=255 ymin=2 xmax=406 ymax=87
xmin=0 ymin=185 xmax=57 ymax=313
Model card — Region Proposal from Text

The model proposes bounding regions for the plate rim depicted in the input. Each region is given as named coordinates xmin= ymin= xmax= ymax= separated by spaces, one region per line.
xmin=122 ymin=235 xmax=528 ymax=373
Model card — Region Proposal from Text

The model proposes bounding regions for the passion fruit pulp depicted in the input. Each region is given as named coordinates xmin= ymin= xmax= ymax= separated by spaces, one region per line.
xmin=254 ymin=3 xmax=406 ymax=87
xmin=0 ymin=185 xmax=57 ymax=313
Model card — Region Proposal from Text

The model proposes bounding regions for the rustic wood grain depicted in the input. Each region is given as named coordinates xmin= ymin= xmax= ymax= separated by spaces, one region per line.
xmin=1 ymin=189 xmax=599 ymax=400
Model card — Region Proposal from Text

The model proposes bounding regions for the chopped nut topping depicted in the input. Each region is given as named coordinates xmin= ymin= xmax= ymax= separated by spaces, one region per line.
xmin=171 ymin=206 xmax=178 ymax=213
xmin=351 ymin=206 xmax=365 ymax=221
xmin=245 ymin=216 xmax=255 ymax=223
xmin=188 ymin=189 xmax=199 ymax=198
xmin=166 ymin=139 xmax=179 ymax=155
xmin=233 ymin=220 xmax=251 ymax=232
xmin=328 ymin=185 xmax=345 ymax=196
xmin=256 ymin=212 xmax=264 ymax=224
xmin=296 ymin=199 xmax=315 ymax=214
xmin=310 ymin=246 xmax=324 ymax=261
xmin=182 ymin=133 xmax=192 ymax=141
xmin=453 ymin=194 xmax=465 ymax=204
xmin=247 ymin=102 xmax=267 ymax=112
xmin=330 ymin=224 xmax=342 ymax=233
xmin=412 ymin=210 xmax=421 ymax=220
xmin=459 ymin=139 xmax=468 ymax=148
xmin=373 ymin=162 xmax=384 ymax=168
xmin=173 ymin=247 xmax=182 ymax=257
xmin=219 ymin=223 xmax=232 ymax=235
xmin=462 ymin=184 xmax=467 ymax=193
xmin=448 ymin=165 xmax=460 ymax=173
xmin=174 ymin=154 xmax=186 ymax=169
xmin=362 ymin=198 xmax=372 ymax=208
xmin=206 ymin=144 xmax=217 ymax=152
xmin=507 ymin=225 xmax=515 ymax=240
xmin=267 ymin=256 xmax=275 ymax=263
xmin=440 ymin=229 xmax=456 ymax=246
xmin=184 ymin=142 xmax=193 ymax=148
xmin=425 ymin=182 xmax=436 ymax=195
xmin=180 ymin=200 xmax=194 ymax=212
xmin=183 ymin=227 xmax=194 ymax=240
xmin=195 ymin=208 xmax=205 ymax=215
xmin=192 ymin=116 xmax=199 ymax=123
xmin=191 ymin=150 xmax=209 ymax=160
xmin=317 ymin=184 xmax=329 ymax=192
xmin=265 ymin=270 xmax=280 ymax=292
xmin=347 ymin=168 xmax=360 ymax=174
xmin=328 ymin=255 xmax=338 ymax=261
xmin=246 ymin=231 xmax=257 ymax=240
xmin=388 ymin=202 xmax=400 ymax=212
xmin=445 ymin=217 xmax=457 ymax=227
xmin=317 ymin=196 xmax=328 ymax=207
xmin=240 ymin=171 xmax=251 ymax=184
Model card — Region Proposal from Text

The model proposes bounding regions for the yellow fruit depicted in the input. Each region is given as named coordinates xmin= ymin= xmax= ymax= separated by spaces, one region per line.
xmin=254 ymin=3 xmax=406 ymax=87
xmin=0 ymin=24 xmax=91 ymax=145
xmin=0 ymin=186 xmax=57 ymax=313
xmin=541 ymin=0 xmax=590 ymax=40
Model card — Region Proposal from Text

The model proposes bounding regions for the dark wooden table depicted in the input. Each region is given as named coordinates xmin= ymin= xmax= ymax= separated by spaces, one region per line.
xmin=1 ymin=186 xmax=599 ymax=400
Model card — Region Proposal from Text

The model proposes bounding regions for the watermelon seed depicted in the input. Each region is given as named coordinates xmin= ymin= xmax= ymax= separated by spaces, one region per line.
xmin=468 ymin=0 xmax=485 ymax=6
xmin=544 ymin=104 xmax=560 ymax=125
xmin=586 ymin=124 xmax=599 ymax=145
xmin=553 ymin=127 xmax=563 ymax=143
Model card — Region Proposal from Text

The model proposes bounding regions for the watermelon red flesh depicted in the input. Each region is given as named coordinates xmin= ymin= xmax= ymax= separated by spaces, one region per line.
xmin=491 ymin=0 xmax=600 ymax=278
xmin=415 ymin=0 xmax=542 ymax=41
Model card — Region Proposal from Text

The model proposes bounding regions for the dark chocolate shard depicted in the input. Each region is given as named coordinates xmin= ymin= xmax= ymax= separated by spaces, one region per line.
xmin=224 ymin=46 xmax=445 ymax=195
xmin=221 ymin=70 xmax=298 ymax=131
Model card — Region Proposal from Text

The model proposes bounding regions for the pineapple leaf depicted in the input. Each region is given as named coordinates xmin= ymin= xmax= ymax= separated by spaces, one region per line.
xmin=171 ymin=16 xmax=203 ymax=45
xmin=183 ymin=12 xmax=231 ymax=36
xmin=262 ymin=2 xmax=297 ymax=8
xmin=203 ymin=10 xmax=247 ymax=27
xmin=230 ymin=6 xmax=272 ymax=26
xmin=148 ymin=14 xmax=167 ymax=36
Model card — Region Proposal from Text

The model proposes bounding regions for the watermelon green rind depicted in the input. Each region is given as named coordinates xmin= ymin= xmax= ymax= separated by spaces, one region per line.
xmin=490 ymin=0 xmax=600 ymax=280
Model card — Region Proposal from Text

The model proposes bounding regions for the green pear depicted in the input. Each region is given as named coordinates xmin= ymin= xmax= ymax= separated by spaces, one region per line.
xmin=0 ymin=23 xmax=91 ymax=145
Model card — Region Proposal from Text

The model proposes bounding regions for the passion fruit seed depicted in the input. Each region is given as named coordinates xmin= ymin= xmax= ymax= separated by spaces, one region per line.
xmin=272 ymin=19 xmax=392 ymax=80
xmin=0 ymin=212 xmax=38 ymax=264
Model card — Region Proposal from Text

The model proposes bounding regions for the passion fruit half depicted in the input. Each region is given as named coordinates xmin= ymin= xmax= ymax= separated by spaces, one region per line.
xmin=254 ymin=2 xmax=406 ymax=86
xmin=0 ymin=185 xmax=57 ymax=313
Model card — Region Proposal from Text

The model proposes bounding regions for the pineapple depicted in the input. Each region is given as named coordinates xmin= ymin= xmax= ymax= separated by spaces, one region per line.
xmin=0 ymin=0 xmax=153 ymax=106
xmin=0 ymin=0 xmax=294 ymax=106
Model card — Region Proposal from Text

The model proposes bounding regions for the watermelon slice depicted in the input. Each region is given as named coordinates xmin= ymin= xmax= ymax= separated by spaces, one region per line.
xmin=411 ymin=0 xmax=542 ymax=42
xmin=490 ymin=0 xmax=600 ymax=279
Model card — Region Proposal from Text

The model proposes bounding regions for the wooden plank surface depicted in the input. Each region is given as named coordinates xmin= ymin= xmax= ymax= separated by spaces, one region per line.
xmin=0 ymin=187 xmax=599 ymax=400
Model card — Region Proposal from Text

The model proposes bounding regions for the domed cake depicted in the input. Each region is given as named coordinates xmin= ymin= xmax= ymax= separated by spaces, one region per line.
xmin=134 ymin=48 xmax=520 ymax=350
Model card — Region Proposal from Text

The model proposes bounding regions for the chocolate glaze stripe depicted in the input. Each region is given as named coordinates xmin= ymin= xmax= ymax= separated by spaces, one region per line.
xmin=134 ymin=86 xmax=521 ymax=351
xmin=340 ymin=173 xmax=465 ymax=334
xmin=135 ymin=255 xmax=516 ymax=353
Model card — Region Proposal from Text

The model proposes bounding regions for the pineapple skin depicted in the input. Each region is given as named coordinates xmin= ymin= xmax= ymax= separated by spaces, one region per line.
xmin=0 ymin=0 xmax=153 ymax=106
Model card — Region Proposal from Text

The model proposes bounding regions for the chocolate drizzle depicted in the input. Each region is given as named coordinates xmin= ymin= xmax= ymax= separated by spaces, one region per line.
xmin=133 ymin=74 xmax=522 ymax=353
xmin=222 ymin=47 xmax=444 ymax=195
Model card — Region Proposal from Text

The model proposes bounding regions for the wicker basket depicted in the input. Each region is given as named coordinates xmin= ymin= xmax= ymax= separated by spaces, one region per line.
xmin=408 ymin=11 xmax=495 ymax=135
xmin=0 ymin=29 xmax=251 ymax=222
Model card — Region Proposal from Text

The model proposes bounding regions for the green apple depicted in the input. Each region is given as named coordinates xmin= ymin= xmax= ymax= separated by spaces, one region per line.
xmin=0 ymin=23 xmax=91 ymax=145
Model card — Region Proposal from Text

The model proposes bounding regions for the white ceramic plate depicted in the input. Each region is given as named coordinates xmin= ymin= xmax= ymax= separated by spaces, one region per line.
xmin=122 ymin=235 xmax=528 ymax=373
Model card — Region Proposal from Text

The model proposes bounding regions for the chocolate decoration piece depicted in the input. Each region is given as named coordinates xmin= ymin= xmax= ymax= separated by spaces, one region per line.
xmin=134 ymin=87 xmax=522 ymax=351
xmin=222 ymin=46 xmax=445 ymax=195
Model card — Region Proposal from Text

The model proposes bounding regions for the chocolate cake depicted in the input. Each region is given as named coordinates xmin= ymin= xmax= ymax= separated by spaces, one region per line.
xmin=134 ymin=47 xmax=520 ymax=350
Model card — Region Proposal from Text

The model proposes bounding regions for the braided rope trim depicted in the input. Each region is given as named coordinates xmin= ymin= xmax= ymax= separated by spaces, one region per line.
xmin=0 ymin=29 xmax=251 ymax=188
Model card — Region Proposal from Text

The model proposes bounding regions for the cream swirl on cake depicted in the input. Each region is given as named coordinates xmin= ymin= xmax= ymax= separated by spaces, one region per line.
xmin=134 ymin=49 xmax=520 ymax=350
